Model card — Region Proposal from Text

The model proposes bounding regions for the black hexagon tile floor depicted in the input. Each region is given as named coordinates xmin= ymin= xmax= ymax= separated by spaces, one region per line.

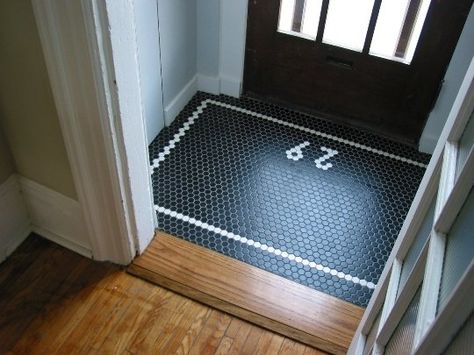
xmin=149 ymin=92 xmax=430 ymax=307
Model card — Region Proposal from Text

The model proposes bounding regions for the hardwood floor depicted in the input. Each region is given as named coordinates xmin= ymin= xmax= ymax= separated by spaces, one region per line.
xmin=0 ymin=235 xmax=324 ymax=354
xmin=129 ymin=232 xmax=364 ymax=355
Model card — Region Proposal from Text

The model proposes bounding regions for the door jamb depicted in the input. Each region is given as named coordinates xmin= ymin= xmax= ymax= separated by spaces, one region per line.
xmin=32 ymin=0 xmax=156 ymax=264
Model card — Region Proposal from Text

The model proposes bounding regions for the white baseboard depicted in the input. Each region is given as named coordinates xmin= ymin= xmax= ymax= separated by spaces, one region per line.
xmin=220 ymin=76 xmax=241 ymax=98
xmin=0 ymin=175 xmax=31 ymax=263
xmin=164 ymin=74 xmax=242 ymax=127
xmin=19 ymin=176 xmax=92 ymax=258
xmin=164 ymin=75 xmax=198 ymax=126
xmin=197 ymin=74 xmax=220 ymax=95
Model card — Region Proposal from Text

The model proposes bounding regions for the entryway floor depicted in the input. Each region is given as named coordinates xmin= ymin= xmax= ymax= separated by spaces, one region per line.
xmin=149 ymin=92 xmax=430 ymax=307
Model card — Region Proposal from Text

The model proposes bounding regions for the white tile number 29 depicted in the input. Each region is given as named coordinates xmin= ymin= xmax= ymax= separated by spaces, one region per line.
xmin=286 ymin=142 xmax=338 ymax=170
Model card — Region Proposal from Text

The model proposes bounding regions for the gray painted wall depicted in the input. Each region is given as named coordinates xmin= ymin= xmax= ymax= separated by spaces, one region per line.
xmin=196 ymin=0 xmax=248 ymax=96
xmin=218 ymin=0 xmax=248 ymax=96
xmin=419 ymin=5 xmax=474 ymax=153
xmin=158 ymin=0 xmax=197 ymax=108
xmin=197 ymin=0 xmax=220 ymax=78
xmin=135 ymin=0 xmax=165 ymax=144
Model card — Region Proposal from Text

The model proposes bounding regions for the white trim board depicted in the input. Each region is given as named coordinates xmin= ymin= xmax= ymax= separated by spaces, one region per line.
xmin=165 ymin=75 xmax=198 ymax=126
xmin=87 ymin=0 xmax=156 ymax=255
xmin=19 ymin=176 xmax=92 ymax=258
xmin=0 ymin=175 xmax=30 ymax=263
xmin=196 ymin=74 xmax=243 ymax=98
xmin=219 ymin=76 xmax=242 ymax=98
xmin=197 ymin=74 xmax=220 ymax=95
xmin=33 ymin=0 xmax=153 ymax=264
xmin=218 ymin=0 xmax=248 ymax=99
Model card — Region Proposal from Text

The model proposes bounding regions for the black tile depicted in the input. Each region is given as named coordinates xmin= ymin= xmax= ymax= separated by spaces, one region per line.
xmin=149 ymin=92 xmax=430 ymax=307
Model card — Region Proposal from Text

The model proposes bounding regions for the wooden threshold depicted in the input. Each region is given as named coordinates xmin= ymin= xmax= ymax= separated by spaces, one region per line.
xmin=128 ymin=232 xmax=364 ymax=354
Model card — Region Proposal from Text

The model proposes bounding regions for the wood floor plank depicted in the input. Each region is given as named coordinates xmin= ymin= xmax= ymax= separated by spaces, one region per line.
xmin=10 ymin=258 xmax=98 ymax=353
xmin=13 ymin=265 xmax=117 ymax=354
xmin=97 ymin=283 xmax=164 ymax=353
xmin=1 ymin=235 xmax=327 ymax=354
xmin=304 ymin=346 xmax=329 ymax=355
xmin=75 ymin=276 xmax=140 ymax=352
xmin=188 ymin=310 xmax=232 ymax=355
xmin=129 ymin=232 xmax=363 ymax=354
xmin=0 ymin=246 xmax=80 ymax=350
xmin=0 ymin=234 xmax=50 ymax=287
xmin=166 ymin=306 xmax=212 ymax=354
xmin=279 ymin=338 xmax=296 ymax=354
xmin=150 ymin=299 xmax=200 ymax=350
xmin=0 ymin=241 xmax=64 ymax=309
xmin=253 ymin=331 xmax=285 ymax=355
xmin=241 ymin=325 xmax=265 ymax=354
xmin=225 ymin=318 xmax=249 ymax=339
xmin=126 ymin=293 xmax=188 ymax=353
xmin=215 ymin=336 xmax=234 ymax=355
xmin=45 ymin=269 xmax=127 ymax=353
xmin=226 ymin=319 xmax=252 ymax=355
xmin=292 ymin=341 xmax=311 ymax=354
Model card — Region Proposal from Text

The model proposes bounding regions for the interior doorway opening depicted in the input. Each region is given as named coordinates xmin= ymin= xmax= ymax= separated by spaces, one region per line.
xmin=28 ymin=1 xmax=473 ymax=353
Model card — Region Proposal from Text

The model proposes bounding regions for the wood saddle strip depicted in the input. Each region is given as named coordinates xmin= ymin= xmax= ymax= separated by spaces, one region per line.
xmin=128 ymin=232 xmax=364 ymax=354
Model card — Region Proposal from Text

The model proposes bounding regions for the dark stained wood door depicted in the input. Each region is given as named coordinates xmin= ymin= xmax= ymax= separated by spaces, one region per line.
xmin=244 ymin=0 xmax=473 ymax=144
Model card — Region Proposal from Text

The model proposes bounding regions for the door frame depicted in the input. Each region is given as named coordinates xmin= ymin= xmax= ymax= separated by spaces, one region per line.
xmin=31 ymin=0 xmax=252 ymax=264
xmin=348 ymin=57 xmax=474 ymax=354
xmin=32 ymin=0 xmax=156 ymax=264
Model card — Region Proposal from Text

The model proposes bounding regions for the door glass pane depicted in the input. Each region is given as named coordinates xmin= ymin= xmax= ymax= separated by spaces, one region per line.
xmin=385 ymin=286 xmax=422 ymax=354
xmin=442 ymin=312 xmax=474 ymax=354
xmin=456 ymin=111 xmax=474 ymax=178
xmin=370 ymin=0 xmax=433 ymax=64
xmin=322 ymin=0 xmax=375 ymax=52
xmin=363 ymin=308 xmax=382 ymax=355
xmin=278 ymin=0 xmax=322 ymax=40
xmin=438 ymin=188 xmax=474 ymax=313
xmin=398 ymin=197 xmax=435 ymax=296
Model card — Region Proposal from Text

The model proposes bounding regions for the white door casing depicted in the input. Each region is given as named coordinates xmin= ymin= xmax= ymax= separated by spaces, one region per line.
xmin=32 ymin=0 xmax=156 ymax=264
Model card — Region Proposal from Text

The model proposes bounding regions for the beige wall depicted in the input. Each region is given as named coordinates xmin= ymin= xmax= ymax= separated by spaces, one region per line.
xmin=0 ymin=0 xmax=77 ymax=199
xmin=0 ymin=125 xmax=14 ymax=184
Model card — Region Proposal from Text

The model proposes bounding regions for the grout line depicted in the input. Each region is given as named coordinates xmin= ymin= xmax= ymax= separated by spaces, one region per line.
xmin=155 ymin=205 xmax=376 ymax=290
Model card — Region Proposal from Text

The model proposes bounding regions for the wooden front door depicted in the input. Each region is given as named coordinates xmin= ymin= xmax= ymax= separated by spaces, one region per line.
xmin=244 ymin=0 xmax=472 ymax=144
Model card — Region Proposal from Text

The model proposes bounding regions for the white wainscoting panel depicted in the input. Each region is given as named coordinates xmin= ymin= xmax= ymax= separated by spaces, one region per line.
xmin=0 ymin=175 xmax=30 ymax=263
xmin=19 ymin=176 xmax=92 ymax=258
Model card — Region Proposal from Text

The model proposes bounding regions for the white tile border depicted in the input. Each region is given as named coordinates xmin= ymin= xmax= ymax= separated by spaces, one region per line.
xmin=150 ymin=98 xmax=428 ymax=176
xmin=155 ymin=205 xmax=376 ymax=290
xmin=151 ymin=100 xmax=209 ymax=173
xmin=207 ymin=99 xmax=428 ymax=168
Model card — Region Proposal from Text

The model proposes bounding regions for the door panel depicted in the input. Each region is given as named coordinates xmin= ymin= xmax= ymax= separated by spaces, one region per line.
xmin=244 ymin=0 xmax=473 ymax=144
